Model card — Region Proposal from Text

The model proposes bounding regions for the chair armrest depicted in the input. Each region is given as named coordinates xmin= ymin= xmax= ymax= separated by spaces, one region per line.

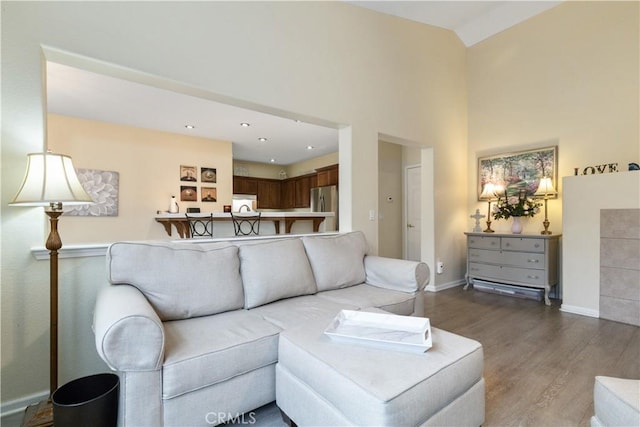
xmin=93 ymin=285 xmax=165 ymax=371
xmin=364 ymin=256 xmax=430 ymax=293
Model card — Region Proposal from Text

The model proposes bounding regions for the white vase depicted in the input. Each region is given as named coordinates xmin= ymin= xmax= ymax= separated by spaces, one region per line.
xmin=169 ymin=196 xmax=179 ymax=213
xmin=511 ymin=216 xmax=523 ymax=234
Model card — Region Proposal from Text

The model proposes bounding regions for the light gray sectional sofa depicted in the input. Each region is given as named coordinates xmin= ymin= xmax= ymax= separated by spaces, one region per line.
xmin=93 ymin=231 xmax=430 ymax=426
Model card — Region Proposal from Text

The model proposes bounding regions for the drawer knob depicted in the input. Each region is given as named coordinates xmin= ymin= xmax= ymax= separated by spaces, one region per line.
xmin=505 ymin=242 xmax=510 ymax=247
xmin=528 ymin=259 xmax=539 ymax=263
xmin=535 ymin=243 xmax=540 ymax=248
xmin=492 ymin=241 xmax=497 ymax=245
xmin=527 ymin=275 xmax=539 ymax=279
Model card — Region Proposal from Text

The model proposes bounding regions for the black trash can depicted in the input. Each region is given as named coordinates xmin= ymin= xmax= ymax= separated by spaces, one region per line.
xmin=52 ymin=373 xmax=119 ymax=427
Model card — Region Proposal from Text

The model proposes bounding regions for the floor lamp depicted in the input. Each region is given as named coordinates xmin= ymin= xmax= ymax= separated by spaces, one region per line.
xmin=10 ymin=152 xmax=92 ymax=422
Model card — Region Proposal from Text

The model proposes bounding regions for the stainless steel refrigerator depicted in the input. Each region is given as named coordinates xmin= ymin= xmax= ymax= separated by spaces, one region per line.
xmin=310 ymin=185 xmax=338 ymax=231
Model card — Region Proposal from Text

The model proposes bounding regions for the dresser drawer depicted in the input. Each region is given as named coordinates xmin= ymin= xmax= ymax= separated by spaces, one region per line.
xmin=468 ymin=248 xmax=545 ymax=269
xmin=468 ymin=235 xmax=500 ymax=250
xmin=468 ymin=262 xmax=546 ymax=287
xmin=501 ymin=237 xmax=545 ymax=253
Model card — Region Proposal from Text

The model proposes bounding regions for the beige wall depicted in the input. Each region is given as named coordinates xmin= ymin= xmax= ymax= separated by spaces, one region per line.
xmin=3 ymin=0 xmax=636 ymax=414
xmin=467 ymin=1 xmax=639 ymax=236
xmin=285 ymin=152 xmax=339 ymax=179
xmin=233 ymin=160 xmax=284 ymax=180
xmin=466 ymin=0 xmax=639 ymax=316
xmin=48 ymin=114 xmax=233 ymax=243
xmin=2 ymin=1 xmax=466 ymax=407
xmin=378 ymin=141 xmax=403 ymax=258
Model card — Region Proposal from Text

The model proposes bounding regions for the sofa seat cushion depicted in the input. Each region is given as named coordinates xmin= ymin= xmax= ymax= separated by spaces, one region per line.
xmin=239 ymin=238 xmax=317 ymax=309
xmin=250 ymin=295 xmax=359 ymax=330
xmin=316 ymin=284 xmax=417 ymax=315
xmin=107 ymin=242 xmax=244 ymax=321
xmin=302 ymin=231 xmax=369 ymax=292
xmin=162 ymin=309 xmax=281 ymax=399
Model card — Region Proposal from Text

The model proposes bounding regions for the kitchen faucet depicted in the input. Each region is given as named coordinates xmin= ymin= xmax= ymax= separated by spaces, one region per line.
xmin=239 ymin=204 xmax=251 ymax=212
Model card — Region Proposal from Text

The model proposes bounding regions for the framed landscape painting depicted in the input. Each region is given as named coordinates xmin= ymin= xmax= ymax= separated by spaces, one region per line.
xmin=478 ymin=146 xmax=557 ymax=200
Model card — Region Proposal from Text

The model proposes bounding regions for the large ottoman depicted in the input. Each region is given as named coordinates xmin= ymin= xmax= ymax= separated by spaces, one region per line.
xmin=275 ymin=312 xmax=485 ymax=426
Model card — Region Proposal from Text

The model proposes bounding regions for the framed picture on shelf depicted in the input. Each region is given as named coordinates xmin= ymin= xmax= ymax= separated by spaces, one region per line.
xmin=201 ymin=167 xmax=217 ymax=183
xmin=201 ymin=187 xmax=217 ymax=202
xmin=180 ymin=165 xmax=197 ymax=182
xmin=478 ymin=146 xmax=557 ymax=200
xmin=180 ymin=186 xmax=197 ymax=202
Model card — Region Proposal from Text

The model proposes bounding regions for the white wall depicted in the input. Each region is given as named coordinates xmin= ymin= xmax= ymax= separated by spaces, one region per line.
xmin=2 ymin=1 xmax=466 ymax=409
xmin=561 ymin=172 xmax=640 ymax=317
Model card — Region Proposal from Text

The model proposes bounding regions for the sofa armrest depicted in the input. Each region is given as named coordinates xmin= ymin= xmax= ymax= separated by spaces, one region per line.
xmin=93 ymin=285 xmax=165 ymax=371
xmin=364 ymin=256 xmax=430 ymax=293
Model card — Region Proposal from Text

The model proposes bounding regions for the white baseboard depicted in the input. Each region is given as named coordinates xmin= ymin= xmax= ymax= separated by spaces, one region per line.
xmin=560 ymin=304 xmax=599 ymax=318
xmin=1 ymin=390 xmax=49 ymax=419
xmin=425 ymin=279 xmax=465 ymax=293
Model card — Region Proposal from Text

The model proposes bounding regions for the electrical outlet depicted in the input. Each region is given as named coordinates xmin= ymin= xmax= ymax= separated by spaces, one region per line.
xmin=436 ymin=261 xmax=445 ymax=274
xmin=369 ymin=210 xmax=375 ymax=221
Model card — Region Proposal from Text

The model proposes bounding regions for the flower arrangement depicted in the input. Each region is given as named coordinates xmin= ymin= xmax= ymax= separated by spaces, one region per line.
xmin=492 ymin=189 xmax=541 ymax=220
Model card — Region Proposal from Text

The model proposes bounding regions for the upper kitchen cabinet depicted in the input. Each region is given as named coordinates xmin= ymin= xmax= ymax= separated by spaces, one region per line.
xmin=315 ymin=164 xmax=338 ymax=187
xmin=233 ymin=176 xmax=258 ymax=195
xmin=294 ymin=175 xmax=311 ymax=208
xmin=257 ymin=179 xmax=281 ymax=209
xmin=280 ymin=179 xmax=295 ymax=209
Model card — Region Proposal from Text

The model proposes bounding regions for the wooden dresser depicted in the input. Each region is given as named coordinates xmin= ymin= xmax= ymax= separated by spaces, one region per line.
xmin=464 ymin=232 xmax=561 ymax=305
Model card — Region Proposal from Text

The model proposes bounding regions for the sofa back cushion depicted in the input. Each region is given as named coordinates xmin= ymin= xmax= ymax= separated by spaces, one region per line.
xmin=107 ymin=242 xmax=244 ymax=321
xmin=302 ymin=231 xmax=369 ymax=292
xmin=239 ymin=238 xmax=317 ymax=309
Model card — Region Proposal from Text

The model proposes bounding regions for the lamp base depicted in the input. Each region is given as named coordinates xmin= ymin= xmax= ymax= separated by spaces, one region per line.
xmin=541 ymin=219 xmax=552 ymax=235
xmin=483 ymin=220 xmax=495 ymax=233
xmin=21 ymin=399 xmax=53 ymax=427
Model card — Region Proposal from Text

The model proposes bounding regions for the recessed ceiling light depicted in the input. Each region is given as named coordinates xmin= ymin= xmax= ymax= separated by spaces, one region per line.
xmin=240 ymin=122 xmax=251 ymax=127
xmin=306 ymin=145 xmax=314 ymax=150
xmin=185 ymin=124 xmax=195 ymax=129
xmin=258 ymin=137 xmax=267 ymax=142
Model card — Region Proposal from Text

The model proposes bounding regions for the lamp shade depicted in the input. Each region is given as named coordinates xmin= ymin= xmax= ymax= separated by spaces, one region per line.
xmin=479 ymin=182 xmax=497 ymax=200
xmin=534 ymin=177 xmax=556 ymax=197
xmin=10 ymin=152 xmax=93 ymax=206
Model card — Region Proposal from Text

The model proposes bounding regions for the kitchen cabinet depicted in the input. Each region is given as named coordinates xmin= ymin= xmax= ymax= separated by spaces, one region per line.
xmin=294 ymin=175 xmax=311 ymax=208
xmin=316 ymin=164 xmax=338 ymax=187
xmin=464 ymin=232 xmax=560 ymax=305
xmin=233 ymin=176 xmax=258 ymax=195
xmin=257 ymin=179 xmax=281 ymax=209
xmin=233 ymin=172 xmax=317 ymax=209
xmin=280 ymin=179 xmax=295 ymax=209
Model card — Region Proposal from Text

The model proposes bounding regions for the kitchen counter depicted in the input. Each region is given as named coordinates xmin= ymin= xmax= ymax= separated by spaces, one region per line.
xmin=155 ymin=212 xmax=335 ymax=238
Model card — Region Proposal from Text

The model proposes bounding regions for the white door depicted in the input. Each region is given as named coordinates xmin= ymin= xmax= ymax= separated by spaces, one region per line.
xmin=405 ymin=165 xmax=421 ymax=261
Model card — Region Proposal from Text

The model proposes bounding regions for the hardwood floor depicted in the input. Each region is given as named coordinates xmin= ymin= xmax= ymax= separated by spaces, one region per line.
xmin=425 ymin=286 xmax=640 ymax=427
